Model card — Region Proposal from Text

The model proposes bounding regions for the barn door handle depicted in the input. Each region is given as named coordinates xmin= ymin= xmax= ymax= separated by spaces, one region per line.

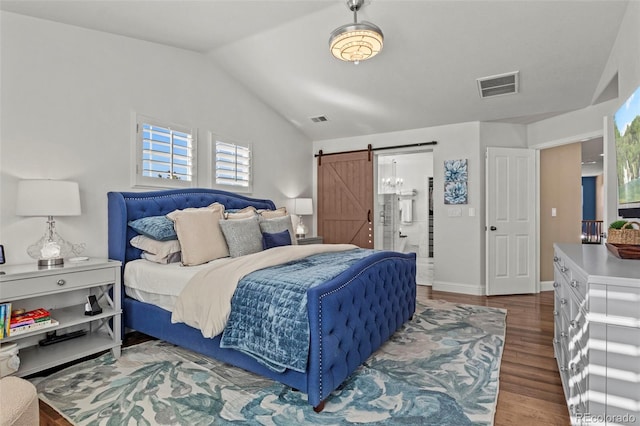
xmin=490 ymin=226 xmax=497 ymax=231
xmin=367 ymin=209 xmax=371 ymax=223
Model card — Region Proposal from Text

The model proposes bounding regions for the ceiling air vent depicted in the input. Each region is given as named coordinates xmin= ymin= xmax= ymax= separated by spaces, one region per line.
xmin=310 ymin=115 xmax=328 ymax=123
xmin=477 ymin=71 xmax=519 ymax=98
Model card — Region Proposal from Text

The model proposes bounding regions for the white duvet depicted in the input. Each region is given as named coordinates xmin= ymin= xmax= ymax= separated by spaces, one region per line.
xmin=171 ymin=244 xmax=357 ymax=338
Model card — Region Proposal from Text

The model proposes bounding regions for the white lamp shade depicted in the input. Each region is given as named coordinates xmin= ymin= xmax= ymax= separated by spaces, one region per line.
xmin=16 ymin=180 xmax=81 ymax=217
xmin=294 ymin=198 xmax=313 ymax=215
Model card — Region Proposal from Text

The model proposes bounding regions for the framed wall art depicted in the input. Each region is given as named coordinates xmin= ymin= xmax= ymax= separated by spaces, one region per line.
xmin=444 ymin=159 xmax=468 ymax=204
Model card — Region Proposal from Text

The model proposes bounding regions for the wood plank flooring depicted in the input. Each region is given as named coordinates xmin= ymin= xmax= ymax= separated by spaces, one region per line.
xmin=39 ymin=288 xmax=569 ymax=425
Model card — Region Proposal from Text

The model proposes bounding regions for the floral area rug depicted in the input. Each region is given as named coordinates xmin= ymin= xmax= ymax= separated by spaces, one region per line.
xmin=33 ymin=300 xmax=506 ymax=425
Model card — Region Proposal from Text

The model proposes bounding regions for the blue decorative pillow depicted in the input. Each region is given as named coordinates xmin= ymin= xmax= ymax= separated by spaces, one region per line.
xmin=262 ymin=230 xmax=292 ymax=250
xmin=128 ymin=216 xmax=177 ymax=241
xmin=258 ymin=215 xmax=297 ymax=245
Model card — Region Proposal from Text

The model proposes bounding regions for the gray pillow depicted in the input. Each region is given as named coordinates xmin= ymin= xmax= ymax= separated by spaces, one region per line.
xmin=258 ymin=215 xmax=297 ymax=245
xmin=219 ymin=216 xmax=264 ymax=258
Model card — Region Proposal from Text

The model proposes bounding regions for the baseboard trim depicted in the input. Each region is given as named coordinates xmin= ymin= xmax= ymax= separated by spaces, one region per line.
xmin=540 ymin=280 xmax=555 ymax=292
xmin=432 ymin=280 xmax=485 ymax=295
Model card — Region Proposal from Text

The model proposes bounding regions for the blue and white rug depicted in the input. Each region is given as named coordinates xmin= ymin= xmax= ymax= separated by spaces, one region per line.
xmin=34 ymin=300 xmax=506 ymax=425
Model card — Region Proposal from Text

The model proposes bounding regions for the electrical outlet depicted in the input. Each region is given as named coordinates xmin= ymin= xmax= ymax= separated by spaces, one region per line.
xmin=448 ymin=207 xmax=462 ymax=217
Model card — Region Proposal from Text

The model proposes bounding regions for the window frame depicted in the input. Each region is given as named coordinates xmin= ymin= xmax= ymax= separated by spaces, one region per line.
xmin=132 ymin=114 xmax=197 ymax=189
xmin=210 ymin=132 xmax=253 ymax=193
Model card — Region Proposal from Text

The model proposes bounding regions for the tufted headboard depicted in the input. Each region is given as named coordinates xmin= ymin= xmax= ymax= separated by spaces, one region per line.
xmin=107 ymin=188 xmax=276 ymax=267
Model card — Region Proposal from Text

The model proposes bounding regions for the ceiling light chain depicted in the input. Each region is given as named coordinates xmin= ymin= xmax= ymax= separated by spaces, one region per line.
xmin=329 ymin=0 xmax=384 ymax=64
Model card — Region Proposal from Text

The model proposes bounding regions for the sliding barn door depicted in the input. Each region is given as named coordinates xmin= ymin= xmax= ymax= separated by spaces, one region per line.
xmin=317 ymin=151 xmax=373 ymax=248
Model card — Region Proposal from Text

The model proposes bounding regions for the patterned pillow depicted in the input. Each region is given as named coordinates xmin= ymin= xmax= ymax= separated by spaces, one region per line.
xmin=258 ymin=215 xmax=298 ymax=245
xmin=262 ymin=230 xmax=292 ymax=249
xmin=128 ymin=216 xmax=177 ymax=241
xmin=219 ymin=216 xmax=264 ymax=258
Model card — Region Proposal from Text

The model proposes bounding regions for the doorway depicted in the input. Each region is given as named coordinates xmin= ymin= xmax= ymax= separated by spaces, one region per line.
xmin=375 ymin=151 xmax=433 ymax=285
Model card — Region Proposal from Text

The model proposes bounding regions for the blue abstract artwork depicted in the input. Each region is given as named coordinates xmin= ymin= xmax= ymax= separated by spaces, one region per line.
xmin=444 ymin=159 xmax=468 ymax=204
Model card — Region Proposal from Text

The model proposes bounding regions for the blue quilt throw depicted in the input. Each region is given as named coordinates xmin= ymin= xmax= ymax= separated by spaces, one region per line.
xmin=220 ymin=248 xmax=374 ymax=373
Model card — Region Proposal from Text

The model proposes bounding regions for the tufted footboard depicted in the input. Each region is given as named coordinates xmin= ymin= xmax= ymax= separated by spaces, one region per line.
xmin=306 ymin=251 xmax=416 ymax=408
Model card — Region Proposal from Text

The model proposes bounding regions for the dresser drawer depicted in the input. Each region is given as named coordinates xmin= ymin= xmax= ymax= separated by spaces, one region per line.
xmin=555 ymin=285 xmax=571 ymax=324
xmin=553 ymin=253 xmax=571 ymax=283
xmin=568 ymin=267 xmax=587 ymax=305
xmin=1 ymin=268 xmax=117 ymax=299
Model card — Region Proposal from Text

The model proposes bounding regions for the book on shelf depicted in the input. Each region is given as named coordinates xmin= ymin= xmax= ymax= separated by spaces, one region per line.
xmin=9 ymin=318 xmax=58 ymax=336
xmin=9 ymin=307 xmax=50 ymax=328
xmin=0 ymin=302 xmax=11 ymax=339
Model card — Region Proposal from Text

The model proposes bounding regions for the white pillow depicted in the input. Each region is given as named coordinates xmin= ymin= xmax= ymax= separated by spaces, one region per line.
xmin=166 ymin=203 xmax=229 ymax=266
xmin=225 ymin=206 xmax=257 ymax=220
xmin=141 ymin=251 xmax=182 ymax=264
xmin=130 ymin=235 xmax=181 ymax=258
xmin=257 ymin=207 xmax=287 ymax=218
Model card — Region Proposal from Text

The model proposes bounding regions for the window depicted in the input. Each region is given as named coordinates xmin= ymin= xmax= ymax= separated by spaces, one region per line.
xmin=212 ymin=136 xmax=252 ymax=191
xmin=134 ymin=116 xmax=196 ymax=188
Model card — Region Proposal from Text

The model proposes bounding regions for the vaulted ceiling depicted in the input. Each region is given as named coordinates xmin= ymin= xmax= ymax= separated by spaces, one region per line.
xmin=0 ymin=0 xmax=630 ymax=141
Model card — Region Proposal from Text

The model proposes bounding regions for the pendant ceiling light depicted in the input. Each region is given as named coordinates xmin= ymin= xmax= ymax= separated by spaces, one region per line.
xmin=329 ymin=0 xmax=383 ymax=64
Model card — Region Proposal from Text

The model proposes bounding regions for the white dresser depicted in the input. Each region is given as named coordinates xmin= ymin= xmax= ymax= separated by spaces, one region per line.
xmin=553 ymin=243 xmax=640 ymax=425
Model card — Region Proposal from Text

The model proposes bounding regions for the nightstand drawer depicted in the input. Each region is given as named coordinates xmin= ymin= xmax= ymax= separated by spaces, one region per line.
xmin=297 ymin=236 xmax=323 ymax=245
xmin=1 ymin=268 xmax=116 ymax=299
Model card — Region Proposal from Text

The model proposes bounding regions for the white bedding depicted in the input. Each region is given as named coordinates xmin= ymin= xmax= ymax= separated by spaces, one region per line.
xmin=123 ymin=258 xmax=232 ymax=311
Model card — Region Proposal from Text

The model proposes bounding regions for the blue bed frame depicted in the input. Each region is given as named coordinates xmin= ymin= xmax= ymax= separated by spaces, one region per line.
xmin=107 ymin=188 xmax=416 ymax=411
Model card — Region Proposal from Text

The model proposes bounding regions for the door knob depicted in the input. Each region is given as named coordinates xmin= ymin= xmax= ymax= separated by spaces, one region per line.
xmin=490 ymin=226 xmax=497 ymax=231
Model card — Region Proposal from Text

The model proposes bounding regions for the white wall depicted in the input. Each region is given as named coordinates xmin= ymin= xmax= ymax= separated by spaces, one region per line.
xmin=0 ymin=12 xmax=312 ymax=265
xmin=527 ymin=1 xmax=640 ymax=228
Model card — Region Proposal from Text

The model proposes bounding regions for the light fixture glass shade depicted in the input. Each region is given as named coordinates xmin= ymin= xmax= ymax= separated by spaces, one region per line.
xmin=329 ymin=22 xmax=384 ymax=63
xmin=16 ymin=180 xmax=84 ymax=266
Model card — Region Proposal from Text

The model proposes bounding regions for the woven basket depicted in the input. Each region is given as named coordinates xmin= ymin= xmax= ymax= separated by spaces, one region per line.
xmin=607 ymin=221 xmax=640 ymax=245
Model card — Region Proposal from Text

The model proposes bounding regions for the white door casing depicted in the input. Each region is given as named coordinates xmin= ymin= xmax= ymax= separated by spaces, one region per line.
xmin=486 ymin=147 xmax=537 ymax=295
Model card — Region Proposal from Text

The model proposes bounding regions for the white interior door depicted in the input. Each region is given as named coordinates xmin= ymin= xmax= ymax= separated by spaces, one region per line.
xmin=486 ymin=147 xmax=536 ymax=295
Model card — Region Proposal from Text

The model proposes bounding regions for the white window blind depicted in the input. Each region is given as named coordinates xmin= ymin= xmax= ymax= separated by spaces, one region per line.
xmin=133 ymin=116 xmax=196 ymax=189
xmin=142 ymin=124 xmax=193 ymax=181
xmin=215 ymin=141 xmax=251 ymax=188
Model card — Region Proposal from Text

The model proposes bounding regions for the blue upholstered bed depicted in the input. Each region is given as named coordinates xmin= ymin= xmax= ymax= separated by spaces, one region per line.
xmin=107 ymin=188 xmax=416 ymax=411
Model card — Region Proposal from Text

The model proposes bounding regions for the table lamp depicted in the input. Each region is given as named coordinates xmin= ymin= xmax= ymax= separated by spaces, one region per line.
xmin=16 ymin=180 xmax=85 ymax=267
xmin=294 ymin=198 xmax=313 ymax=239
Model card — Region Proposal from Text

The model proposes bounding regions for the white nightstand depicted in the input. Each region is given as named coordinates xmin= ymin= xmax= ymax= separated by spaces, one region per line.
xmin=0 ymin=258 xmax=122 ymax=377
xmin=297 ymin=236 xmax=323 ymax=245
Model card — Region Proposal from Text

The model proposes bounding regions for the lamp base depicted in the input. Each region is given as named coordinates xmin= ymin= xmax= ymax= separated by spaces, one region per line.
xmin=38 ymin=257 xmax=64 ymax=268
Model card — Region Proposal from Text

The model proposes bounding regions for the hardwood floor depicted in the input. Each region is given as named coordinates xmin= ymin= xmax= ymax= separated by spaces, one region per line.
xmin=39 ymin=287 xmax=569 ymax=425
